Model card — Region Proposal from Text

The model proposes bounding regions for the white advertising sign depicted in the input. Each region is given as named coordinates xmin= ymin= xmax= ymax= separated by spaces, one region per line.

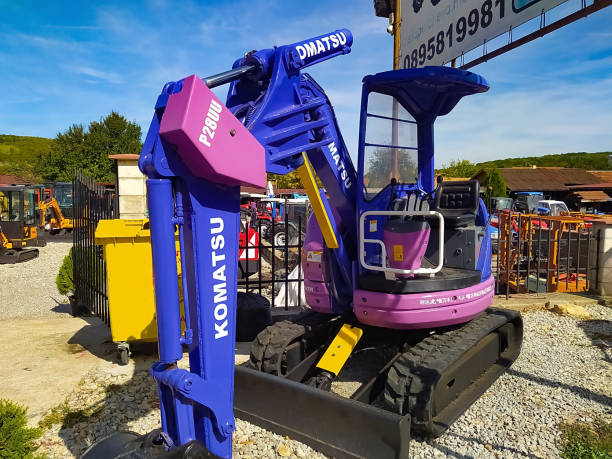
xmin=400 ymin=0 xmax=568 ymax=68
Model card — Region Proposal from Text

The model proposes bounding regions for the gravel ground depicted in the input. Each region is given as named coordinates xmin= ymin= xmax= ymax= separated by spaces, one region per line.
xmin=409 ymin=305 xmax=611 ymax=458
xmin=0 ymin=241 xmax=72 ymax=320
xmin=35 ymin=303 xmax=611 ymax=458
xmin=36 ymin=356 xmax=326 ymax=459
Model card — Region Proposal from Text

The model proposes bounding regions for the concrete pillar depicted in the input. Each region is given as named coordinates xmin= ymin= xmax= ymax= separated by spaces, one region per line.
xmin=109 ymin=154 xmax=147 ymax=220
xmin=588 ymin=220 xmax=612 ymax=295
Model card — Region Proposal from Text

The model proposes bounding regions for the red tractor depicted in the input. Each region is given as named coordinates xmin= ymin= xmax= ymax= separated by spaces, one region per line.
xmin=238 ymin=209 xmax=260 ymax=278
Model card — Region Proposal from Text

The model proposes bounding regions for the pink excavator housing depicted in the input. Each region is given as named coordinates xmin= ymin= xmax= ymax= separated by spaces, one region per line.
xmin=159 ymin=74 xmax=266 ymax=188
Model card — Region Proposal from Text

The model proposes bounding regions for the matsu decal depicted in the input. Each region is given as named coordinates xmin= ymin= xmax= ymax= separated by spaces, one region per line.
xmin=327 ymin=142 xmax=352 ymax=190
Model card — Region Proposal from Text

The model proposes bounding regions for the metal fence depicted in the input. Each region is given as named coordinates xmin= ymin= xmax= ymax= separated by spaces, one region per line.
xmin=73 ymin=176 xmax=308 ymax=324
xmin=239 ymin=200 xmax=309 ymax=310
xmin=73 ymin=170 xmax=117 ymax=325
xmin=491 ymin=212 xmax=598 ymax=298
xmin=75 ymin=189 xmax=595 ymax=324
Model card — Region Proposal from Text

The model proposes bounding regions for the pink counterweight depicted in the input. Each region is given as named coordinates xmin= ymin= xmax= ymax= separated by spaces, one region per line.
xmin=354 ymin=276 xmax=495 ymax=329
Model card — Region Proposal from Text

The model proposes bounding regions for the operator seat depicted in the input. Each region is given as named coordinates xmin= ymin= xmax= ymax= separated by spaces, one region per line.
xmin=430 ymin=179 xmax=480 ymax=228
xmin=389 ymin=193 xmax=429 ymax=218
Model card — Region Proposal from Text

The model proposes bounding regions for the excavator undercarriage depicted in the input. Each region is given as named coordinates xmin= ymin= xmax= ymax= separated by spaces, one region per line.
xmin=235 ymin=308 xmax=522 ymax=457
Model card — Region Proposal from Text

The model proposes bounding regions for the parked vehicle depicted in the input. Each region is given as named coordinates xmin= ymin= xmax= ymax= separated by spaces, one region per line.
xmin=514 ymin=191 xmax=544 ymax=213
xmin=490 ymin=196 xmax=513 ymax=212
xmin=0 ymin=186 xmax=46 ymax=263
xmin=536 ymin=199 xmax=569 ymax=216
xmin=39 ymin=197 xmax=74 ymax=234
xmin=85 ymin=29 xmax=522 ymax=459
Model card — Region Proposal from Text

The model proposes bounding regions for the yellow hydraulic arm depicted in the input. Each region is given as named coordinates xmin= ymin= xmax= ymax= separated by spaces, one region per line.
xmin=296 ymin=152 xmax=338 ymax=249
xmin=39 ymin=198 xmax=73 ymax=231
xmin=297 ymin=152 xmax=364 ymax=383
xmin=0 ymin=228 xmax=9 ymax=248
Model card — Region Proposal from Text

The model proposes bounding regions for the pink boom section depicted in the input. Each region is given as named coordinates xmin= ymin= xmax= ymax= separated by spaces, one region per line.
xmin=302 ymin=215 xmax=333 ymax=313
xmin=354 ymin=276 xmax=495 ymax=329
xmin=159 ymin=75 xmax=266 ymax=188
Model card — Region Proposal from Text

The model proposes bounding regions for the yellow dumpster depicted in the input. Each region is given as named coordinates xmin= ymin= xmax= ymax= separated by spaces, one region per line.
xmin=94 ymin=219 xmax=183 ymax=364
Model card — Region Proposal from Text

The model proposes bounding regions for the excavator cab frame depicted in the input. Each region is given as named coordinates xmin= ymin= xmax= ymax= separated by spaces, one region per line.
xmin=353 ymin=68 xmax=495 ymax=329
xmin=236 ymin=66 xmax=521 ymax=456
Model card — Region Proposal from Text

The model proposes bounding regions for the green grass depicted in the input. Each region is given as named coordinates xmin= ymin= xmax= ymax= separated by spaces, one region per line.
xmin=38 ymin=400 xmax=103 ymax=431
xmin=0 ymin=135 xmax=53 ymax=163
xmin=560 ymin=418 xmax=612 ymax=459
xmin=0 ymin=135 xmax=54 ymax=180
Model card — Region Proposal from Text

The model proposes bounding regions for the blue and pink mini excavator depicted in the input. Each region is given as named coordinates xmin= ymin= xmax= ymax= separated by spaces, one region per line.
xmin=84 ymin=29 xmax=522 ymax=459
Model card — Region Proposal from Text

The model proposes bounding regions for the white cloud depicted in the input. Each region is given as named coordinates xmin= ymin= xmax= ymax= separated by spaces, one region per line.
xmin=435 ymin=77 xmax=612 ymax=165
xmin=14 ymin=32 xmax=87 ymax=52
xmin=44 ymin=25 xmax=104 ymax=30
xmin=68 ymin=65 xmax=124 ymax=84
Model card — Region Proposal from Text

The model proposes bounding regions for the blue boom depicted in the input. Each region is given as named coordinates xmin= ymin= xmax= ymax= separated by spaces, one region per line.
xmin=131 ymin=30 xmax=359 ymax=458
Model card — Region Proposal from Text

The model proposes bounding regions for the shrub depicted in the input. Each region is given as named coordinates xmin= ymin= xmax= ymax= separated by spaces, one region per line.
xmin=0 ymin=399 xmax=43 ymax=458
xmin=56 ymin=248 xmax=74 ymax=296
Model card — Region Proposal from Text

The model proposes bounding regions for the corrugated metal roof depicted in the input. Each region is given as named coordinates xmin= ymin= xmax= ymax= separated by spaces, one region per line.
xmin=474 ymin=167 xmax=601 ymax=191
xmin=567 ymin=182 xmax=612 ymax=189
xmin=240 ymin=186 xmax=266 ymax=195
xmin=240 ymin=186 xmax=307 ymax=196
xmin=573 ymin=190 xmax=612 ymax=202
xmin=588 ymin=170 xmax=612 ymax=182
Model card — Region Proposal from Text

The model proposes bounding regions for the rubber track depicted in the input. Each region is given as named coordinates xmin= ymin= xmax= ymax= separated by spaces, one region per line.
xmin=384 ymin=307 xmax=521 ymax=436
xmin=0 ymin=248 xmax=39 ymax=264
xmin=247 ymin=321 xmax=307 ymax=376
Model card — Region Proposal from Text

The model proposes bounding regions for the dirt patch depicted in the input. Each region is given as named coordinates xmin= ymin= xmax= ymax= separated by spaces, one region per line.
xmin=0 ymin=316 xmax=112 ymax=425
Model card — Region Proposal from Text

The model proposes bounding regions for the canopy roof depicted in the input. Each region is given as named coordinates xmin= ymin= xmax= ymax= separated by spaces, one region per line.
xmin=362 ymin=67 xmax=489 ymax=121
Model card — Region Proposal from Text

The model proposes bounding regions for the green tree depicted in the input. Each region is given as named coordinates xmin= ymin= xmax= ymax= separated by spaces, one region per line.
xmin=476 ymin=151 xmax=612 ymax=170
xmin=38 ymin=111 xmax=142 ymax=182
xmin=268 ymin=170 xmax=303 ymax=189
xmin=436 ymin=159 xmax=478 ymax=178
xmin=482 ymin=168 xmax=507 ymax=197
xmin=364 ymin=147 xmax=417 ymax=189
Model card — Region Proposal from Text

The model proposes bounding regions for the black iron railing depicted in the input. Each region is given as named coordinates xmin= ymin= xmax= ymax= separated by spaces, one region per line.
xmin=73 ymin=170 xmax=117 ymax=325
xmin=238 ymin=201 xmax=308 ymax=310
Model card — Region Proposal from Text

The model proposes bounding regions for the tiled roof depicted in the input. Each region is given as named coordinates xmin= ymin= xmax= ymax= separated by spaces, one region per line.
xmin=0 ymin=174 xmax=30 ymax=186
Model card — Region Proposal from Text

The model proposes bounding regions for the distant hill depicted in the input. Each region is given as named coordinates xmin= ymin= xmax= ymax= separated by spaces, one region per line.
xmin=0 ymin=134 xmax=54 ymax=179
xmin=476 ymin=151 xmax=612 ymax=171
xmin=437 ymin=151 xmax=612 ymax=178
xmin=2 ymin=134 xmax=611 ymax=183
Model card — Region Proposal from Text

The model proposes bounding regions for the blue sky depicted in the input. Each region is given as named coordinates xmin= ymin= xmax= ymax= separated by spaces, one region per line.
xmin=1 ymin=0 xmax=611 ymax=167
